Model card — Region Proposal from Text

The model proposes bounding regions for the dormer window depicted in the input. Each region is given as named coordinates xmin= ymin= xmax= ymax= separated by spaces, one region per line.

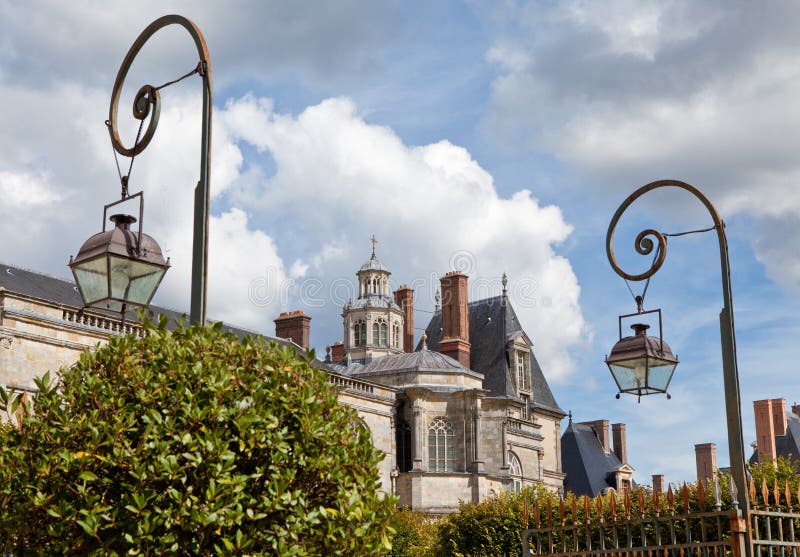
xmin=516 ymin=350 xmax=530 ymax=392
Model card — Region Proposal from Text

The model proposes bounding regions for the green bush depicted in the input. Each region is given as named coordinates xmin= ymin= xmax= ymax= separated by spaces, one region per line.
xmin=749 ymin=455 xmax=800 ymax=502
xmin=434 ymin=485 xmax=554 ymax=557
xmin=387 ymin=509 xmax=438 ymax=557
xmin=0 ymin=319 xmax=394 ymax=556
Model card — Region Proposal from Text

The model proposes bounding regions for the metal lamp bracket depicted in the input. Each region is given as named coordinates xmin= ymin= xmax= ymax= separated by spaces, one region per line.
xmin=617 ymin=307 xmax=665 ymax=354
xmin=102 ymin=190 xmax=145 ymax=256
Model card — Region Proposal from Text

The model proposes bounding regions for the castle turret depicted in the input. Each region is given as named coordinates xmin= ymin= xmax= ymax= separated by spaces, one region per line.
xmin=341 ymin=236 xmax=405 ymax=362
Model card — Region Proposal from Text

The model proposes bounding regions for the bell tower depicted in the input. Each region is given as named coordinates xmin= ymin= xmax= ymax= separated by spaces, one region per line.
xmin=341 ymin=236 xmax=405 ymax=362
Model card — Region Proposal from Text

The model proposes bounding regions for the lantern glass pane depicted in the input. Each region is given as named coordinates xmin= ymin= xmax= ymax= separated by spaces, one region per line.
xmin=647 ymin=357 xmax=677 ymax=392
xmin=108 ymin=254 xmax=165 ymax=306
xmin=72 ymin=255 xmax=109 ymax=304
xmin=609 ymin=357 xmax=648 ymax=392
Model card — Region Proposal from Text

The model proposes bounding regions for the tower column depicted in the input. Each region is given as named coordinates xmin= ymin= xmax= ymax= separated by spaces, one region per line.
xmin=412 ymin=397 xmax=424 ymax=471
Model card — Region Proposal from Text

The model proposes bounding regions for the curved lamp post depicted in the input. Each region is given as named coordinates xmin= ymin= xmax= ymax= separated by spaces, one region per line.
xmin=606 ymin=179 xmax=751 ymax=555
xmin=70 ymin=14 xmax=211 ymax=325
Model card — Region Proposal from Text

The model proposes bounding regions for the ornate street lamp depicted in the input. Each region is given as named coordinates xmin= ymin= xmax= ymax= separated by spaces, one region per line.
xmin=606 ymin=179 xmax=751 ymax=557
xmin=69 ymin=14 xmax=212 ymax=324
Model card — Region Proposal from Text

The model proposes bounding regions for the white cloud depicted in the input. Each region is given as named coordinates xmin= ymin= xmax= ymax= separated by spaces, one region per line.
xmin=0 ymin=170 xmax=60 ymax=209
xmin=483 ymin=0 xmax=800 ymax=290
xmin=219 ymin=95 xmax=588 ymax=380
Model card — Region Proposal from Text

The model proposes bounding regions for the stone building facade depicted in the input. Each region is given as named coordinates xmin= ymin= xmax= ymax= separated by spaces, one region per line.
xmin=0 ymin=246 xmax=566 ymax=513
xmin=321 ymin=248 xmax=566 ymax=512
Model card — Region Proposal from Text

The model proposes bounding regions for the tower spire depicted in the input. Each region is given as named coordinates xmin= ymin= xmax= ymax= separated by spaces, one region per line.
xmin=370 ymin=234 xmax=378 ymax=258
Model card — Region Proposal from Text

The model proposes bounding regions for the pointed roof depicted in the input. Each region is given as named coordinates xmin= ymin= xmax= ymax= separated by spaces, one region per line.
xmin=561 ymin=420 xmax=630 ymax=496
xmin=419 ymin=295 xmax=563 ymax=414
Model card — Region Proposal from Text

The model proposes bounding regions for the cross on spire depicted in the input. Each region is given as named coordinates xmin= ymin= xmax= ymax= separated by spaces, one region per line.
xmin=370 ymin=234 xmax=378 ymax=258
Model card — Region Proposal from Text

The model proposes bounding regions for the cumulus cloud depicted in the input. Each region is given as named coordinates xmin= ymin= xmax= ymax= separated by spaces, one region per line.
xmin=218 ymin=95 xmax=588 ymax=380
xmin=483 ymin=1 xmax=800 ymax=289
xmin=0 ymin=0 xmax=402 ymax=90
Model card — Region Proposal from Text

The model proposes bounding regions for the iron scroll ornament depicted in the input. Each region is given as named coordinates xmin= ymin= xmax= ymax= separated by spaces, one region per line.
xmin=605 ymin=179 xmax=726 ymax=283
xmin=106 ymin=14 xmax=213 ymax=325
xmin=107 ymin=14 xmax=212 ymax=157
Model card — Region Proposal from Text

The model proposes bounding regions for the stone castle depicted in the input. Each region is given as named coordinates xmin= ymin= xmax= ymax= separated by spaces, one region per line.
xmin=0 ymin=244 xmax=566 ymax=513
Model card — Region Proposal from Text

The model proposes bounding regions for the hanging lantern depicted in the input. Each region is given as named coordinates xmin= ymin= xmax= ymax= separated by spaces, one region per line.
xmin=606 ymin=309 xmax=678 ymax=400
xmin=69 ymin=193 xmax=169 ymax=314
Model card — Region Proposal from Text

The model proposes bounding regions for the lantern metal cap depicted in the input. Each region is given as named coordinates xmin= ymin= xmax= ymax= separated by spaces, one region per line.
xmin=70 ymin=213 xmax=167 ymax=268
xmin=606 ymin=323 xmax=677 ymax=365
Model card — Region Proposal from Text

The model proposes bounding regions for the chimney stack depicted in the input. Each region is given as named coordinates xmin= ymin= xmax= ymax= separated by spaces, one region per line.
xmin=439 ymin=271 xmax=471 ymax=367
xmin=771 ymin=398 xmax=787 ymax=437
xmin=274 ymin=310 xmax=311 ymax=350
xmin=652 ymin=474 xmax=665 ymax=494
xmin=581 ymin=420 xmax=610 ymax=454
xmin=754 ymin=399 xmax=777 ymax=462
xmin=330 ymin=341 xmax=345 ymax=363
xmin=695 ymin=443 xmax=717 ymax=483
xmin=612 ymin=423 xmax=627 ymax=464
xmin=793 ymin=403 xmax=800 ymax=418
xmin=394 ymin=285 xmax=414 ymax=353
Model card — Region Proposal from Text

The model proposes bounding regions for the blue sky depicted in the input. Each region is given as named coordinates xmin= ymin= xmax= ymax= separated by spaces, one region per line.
xmin=2 ymin=1 xmax=800 ymax=485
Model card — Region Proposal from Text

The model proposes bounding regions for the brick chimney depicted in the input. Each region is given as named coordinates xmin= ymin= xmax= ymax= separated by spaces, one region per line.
xmin=439 ymin=271 xmax=470 ymax=367
xmin=581 ymin=420 xmax=610 ymax=454
xmin=330 ymin=341 xmax=345 ymax=363
xmin=792 ymin=403 xmax=800 ymax=418
xmin=652 ymin=474 xmax=665 ymax=494
xmin=274 ymin=310 xmax=311 ymax=350
xmin=771 ymin=398 xmax=787 ymax=437
xmin=695 ymin=443 xmax=717 ymax=483
xmin=754 ymin=399 xmax=777 ymax=462
xmin=394 ymin=285 xmax=414 ymax=353
xmin=612 ymin=423 xmax=627 ymax=464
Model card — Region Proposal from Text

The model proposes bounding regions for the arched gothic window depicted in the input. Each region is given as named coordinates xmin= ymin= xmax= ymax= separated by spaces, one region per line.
xmin=392 ymin=323 xmax=400 ymax=348
xmin=354 ymin=320 xmax=366 ymax=347
xmin=428 ymin=417 xmax=455 ymax=472
xmin=373 ymin=318 xmax=387 ymax=346
xmin=508 ymin=451 xmax=523 ymax=492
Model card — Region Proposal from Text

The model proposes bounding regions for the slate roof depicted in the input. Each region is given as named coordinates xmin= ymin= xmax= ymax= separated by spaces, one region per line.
xmin=749 ymin=412 xmax=800 ymax=469
xmin=0 ymin=262 xmax=289 ymax=346
xmin=561 ymin=420 xmax=628 ymax=496
xmin=353 ymin=344 xmax=482 ymax=379
xmin=419 ymin=295 xmax=564 ymax=415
